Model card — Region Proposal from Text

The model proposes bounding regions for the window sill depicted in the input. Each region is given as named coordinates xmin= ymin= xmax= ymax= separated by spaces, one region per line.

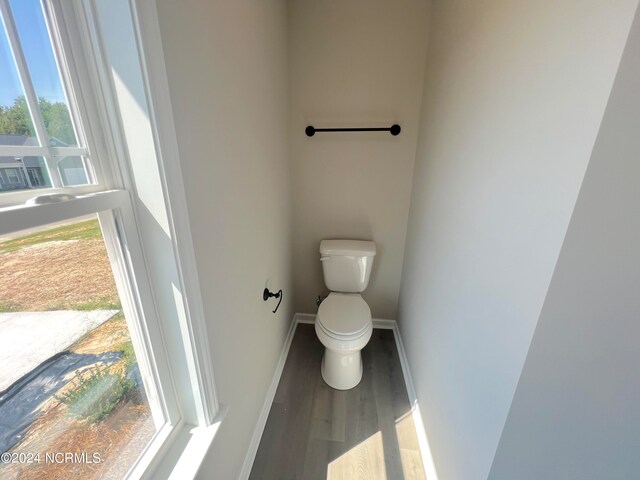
xmin=135 ymin=406 xmax=229 ymax=480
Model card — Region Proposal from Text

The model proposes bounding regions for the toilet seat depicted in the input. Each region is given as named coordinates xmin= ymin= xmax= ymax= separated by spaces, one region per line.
xmin=317 ymin=293 xmax=371 ymax=339
xmin=317 ymin=319 xmax=370 ymax=342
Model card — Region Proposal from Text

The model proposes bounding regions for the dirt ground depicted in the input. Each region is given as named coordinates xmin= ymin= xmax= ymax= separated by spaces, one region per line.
xmin=0 ymin=393 xmax=155 ymax=480
xmin=0 ymin=239 xmax=119 ymax=312
xmin=0 ymin=221 xmax=156 ymax=479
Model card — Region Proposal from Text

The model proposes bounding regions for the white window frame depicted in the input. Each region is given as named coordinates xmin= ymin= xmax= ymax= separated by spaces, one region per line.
xmin=0 ymin=0 xmax=222 ymax=478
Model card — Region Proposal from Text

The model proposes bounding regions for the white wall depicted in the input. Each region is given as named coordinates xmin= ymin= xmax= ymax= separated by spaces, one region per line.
xmin=489 ymin=6 xmax=640 ymax=478
xmin=398 ymin=1 xmax=638 ymax=479
xmin=289 ymin=0 xmax=430 ymax=319
xmin=154 ymin=1 xmax=292 ymax=478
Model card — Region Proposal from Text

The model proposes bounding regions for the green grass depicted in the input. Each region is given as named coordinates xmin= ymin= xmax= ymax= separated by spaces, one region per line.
xmin=45 ymin=300 xmax=122 ymax=312
xmin=75 ymin=300 xmax=122 ymax=311
xmin=0 ymin=300 xmax=17 ymax=313
xmin=55 ymin=366 xmax=136 ymax=424
xmin=56 ymin=314 xmax=141 ymax=423
xmin=116 ymin=340 xmax=137 ymax=369
xmin=0 ymin=219 xmax=101 ymax=253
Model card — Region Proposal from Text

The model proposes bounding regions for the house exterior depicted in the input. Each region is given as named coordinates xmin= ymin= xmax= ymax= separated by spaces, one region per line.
xmin=0 ymin=134 xmax=88 ymax=190
xmin=0 ymin=135 xmax=50 ymax=191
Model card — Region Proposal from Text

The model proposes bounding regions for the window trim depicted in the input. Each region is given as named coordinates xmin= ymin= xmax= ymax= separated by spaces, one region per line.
xmin=98 ymin=204 xmax=175 ymax=430
xmin=129 ymin=0 xmax=220 ymax=427
xmin=62 ymin=0 xmax=222 ymax=475
xmin=84 ymin=0 xmax=224 ymax=473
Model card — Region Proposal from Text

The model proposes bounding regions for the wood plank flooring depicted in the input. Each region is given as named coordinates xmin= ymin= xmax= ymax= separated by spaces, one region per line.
xmin=250 ymin=324 xmax=426 ymax=480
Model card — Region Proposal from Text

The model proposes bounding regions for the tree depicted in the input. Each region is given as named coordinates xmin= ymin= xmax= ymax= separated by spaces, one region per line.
xmin=38 ymin=97 xmax=75 ymax=145
xmin=0 ymin=96 xmax=32 ymax=137
xmin=0 ymin=96 xmax=76 ymax=145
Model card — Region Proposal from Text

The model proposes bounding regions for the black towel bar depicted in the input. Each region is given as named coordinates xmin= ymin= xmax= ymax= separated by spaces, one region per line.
xmin=305 ymin=124 xmax=401 ymax=137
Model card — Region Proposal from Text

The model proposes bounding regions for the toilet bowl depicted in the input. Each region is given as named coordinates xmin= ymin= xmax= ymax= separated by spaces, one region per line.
xmin=316 ymin=239 xmax=376 ymax=390
xmin=316 ymin=293 xmax=373 ymax=390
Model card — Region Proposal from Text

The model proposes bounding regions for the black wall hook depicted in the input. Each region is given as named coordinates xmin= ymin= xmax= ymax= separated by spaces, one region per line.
xmin=263 ymin=288 xmax=283 ymax=314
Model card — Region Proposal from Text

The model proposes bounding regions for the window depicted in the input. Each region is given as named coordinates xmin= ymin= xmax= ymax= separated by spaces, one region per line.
xmin=0 ymin=0 xmax=220 ymax=478
xmin=0 ymin=0 xmax=93 ymax=194
xmin=27 ymin=166 xmax=45 ymax=186
xmin=5 ymin=167 xmax=20 ymax=183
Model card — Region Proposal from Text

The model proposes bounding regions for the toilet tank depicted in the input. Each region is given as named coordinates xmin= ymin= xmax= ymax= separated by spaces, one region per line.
xmin=320 ymin=240 xmax=376 ymax=293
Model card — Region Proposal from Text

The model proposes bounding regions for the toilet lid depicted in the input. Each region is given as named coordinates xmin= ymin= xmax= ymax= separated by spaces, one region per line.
xmin=317 ymin=293 xmax=371 ymax=337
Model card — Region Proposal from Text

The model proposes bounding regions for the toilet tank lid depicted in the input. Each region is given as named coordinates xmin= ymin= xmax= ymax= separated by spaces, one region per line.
xmin=320 ymin=239 xmax=376 ymax=257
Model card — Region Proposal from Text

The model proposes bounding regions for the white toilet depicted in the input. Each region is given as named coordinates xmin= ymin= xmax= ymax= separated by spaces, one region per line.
xmin=316 ymin=239 xmax=376 ymax=390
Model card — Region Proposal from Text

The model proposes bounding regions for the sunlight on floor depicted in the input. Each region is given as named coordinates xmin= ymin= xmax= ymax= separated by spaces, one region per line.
xmin=396 ymin=410 xmax=426 ymax=480
xmin=327 ymin=431 xmax=387 ymax=480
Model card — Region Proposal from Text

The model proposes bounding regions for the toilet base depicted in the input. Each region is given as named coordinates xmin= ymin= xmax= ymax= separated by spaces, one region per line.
xmin=320 ymin=348 xmax=363 ymax=390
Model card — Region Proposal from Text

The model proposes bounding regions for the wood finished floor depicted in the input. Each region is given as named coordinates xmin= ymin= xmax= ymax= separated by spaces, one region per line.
xmin=250 ymin=324 xmax=426 ymax=480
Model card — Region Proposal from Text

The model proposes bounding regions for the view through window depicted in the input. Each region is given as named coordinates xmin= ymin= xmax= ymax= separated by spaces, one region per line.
xmin=0 ymin=216 xmax=158 ymax=479
xmin=0 ymin=0 xmax=92 ymax=193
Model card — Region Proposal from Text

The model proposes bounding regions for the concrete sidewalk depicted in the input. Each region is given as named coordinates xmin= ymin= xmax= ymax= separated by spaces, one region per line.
xmin=0 ymin=310 xmax=118 ymax=392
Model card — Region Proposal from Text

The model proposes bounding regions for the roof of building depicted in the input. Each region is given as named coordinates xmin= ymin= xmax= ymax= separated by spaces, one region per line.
xmin=0 ymin=134 xmax=38 ymax=147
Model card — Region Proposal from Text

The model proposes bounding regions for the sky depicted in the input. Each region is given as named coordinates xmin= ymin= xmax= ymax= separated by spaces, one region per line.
xmin=0 ymin=0 xmax=66 ymax=107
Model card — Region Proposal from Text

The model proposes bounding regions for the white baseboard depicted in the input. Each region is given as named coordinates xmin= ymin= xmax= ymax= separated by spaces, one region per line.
xmin=371 ymin=318 xmax=396 ymax=329
xmin=238 ymin=313 xmax=437 ymax=480
xmin=294 ymin=312 xmax=316 ymax=324
xmin=295 ymin=313 xmax=396 ymax=330
xmin=389 ymin=320 xmax=417 ymax=404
